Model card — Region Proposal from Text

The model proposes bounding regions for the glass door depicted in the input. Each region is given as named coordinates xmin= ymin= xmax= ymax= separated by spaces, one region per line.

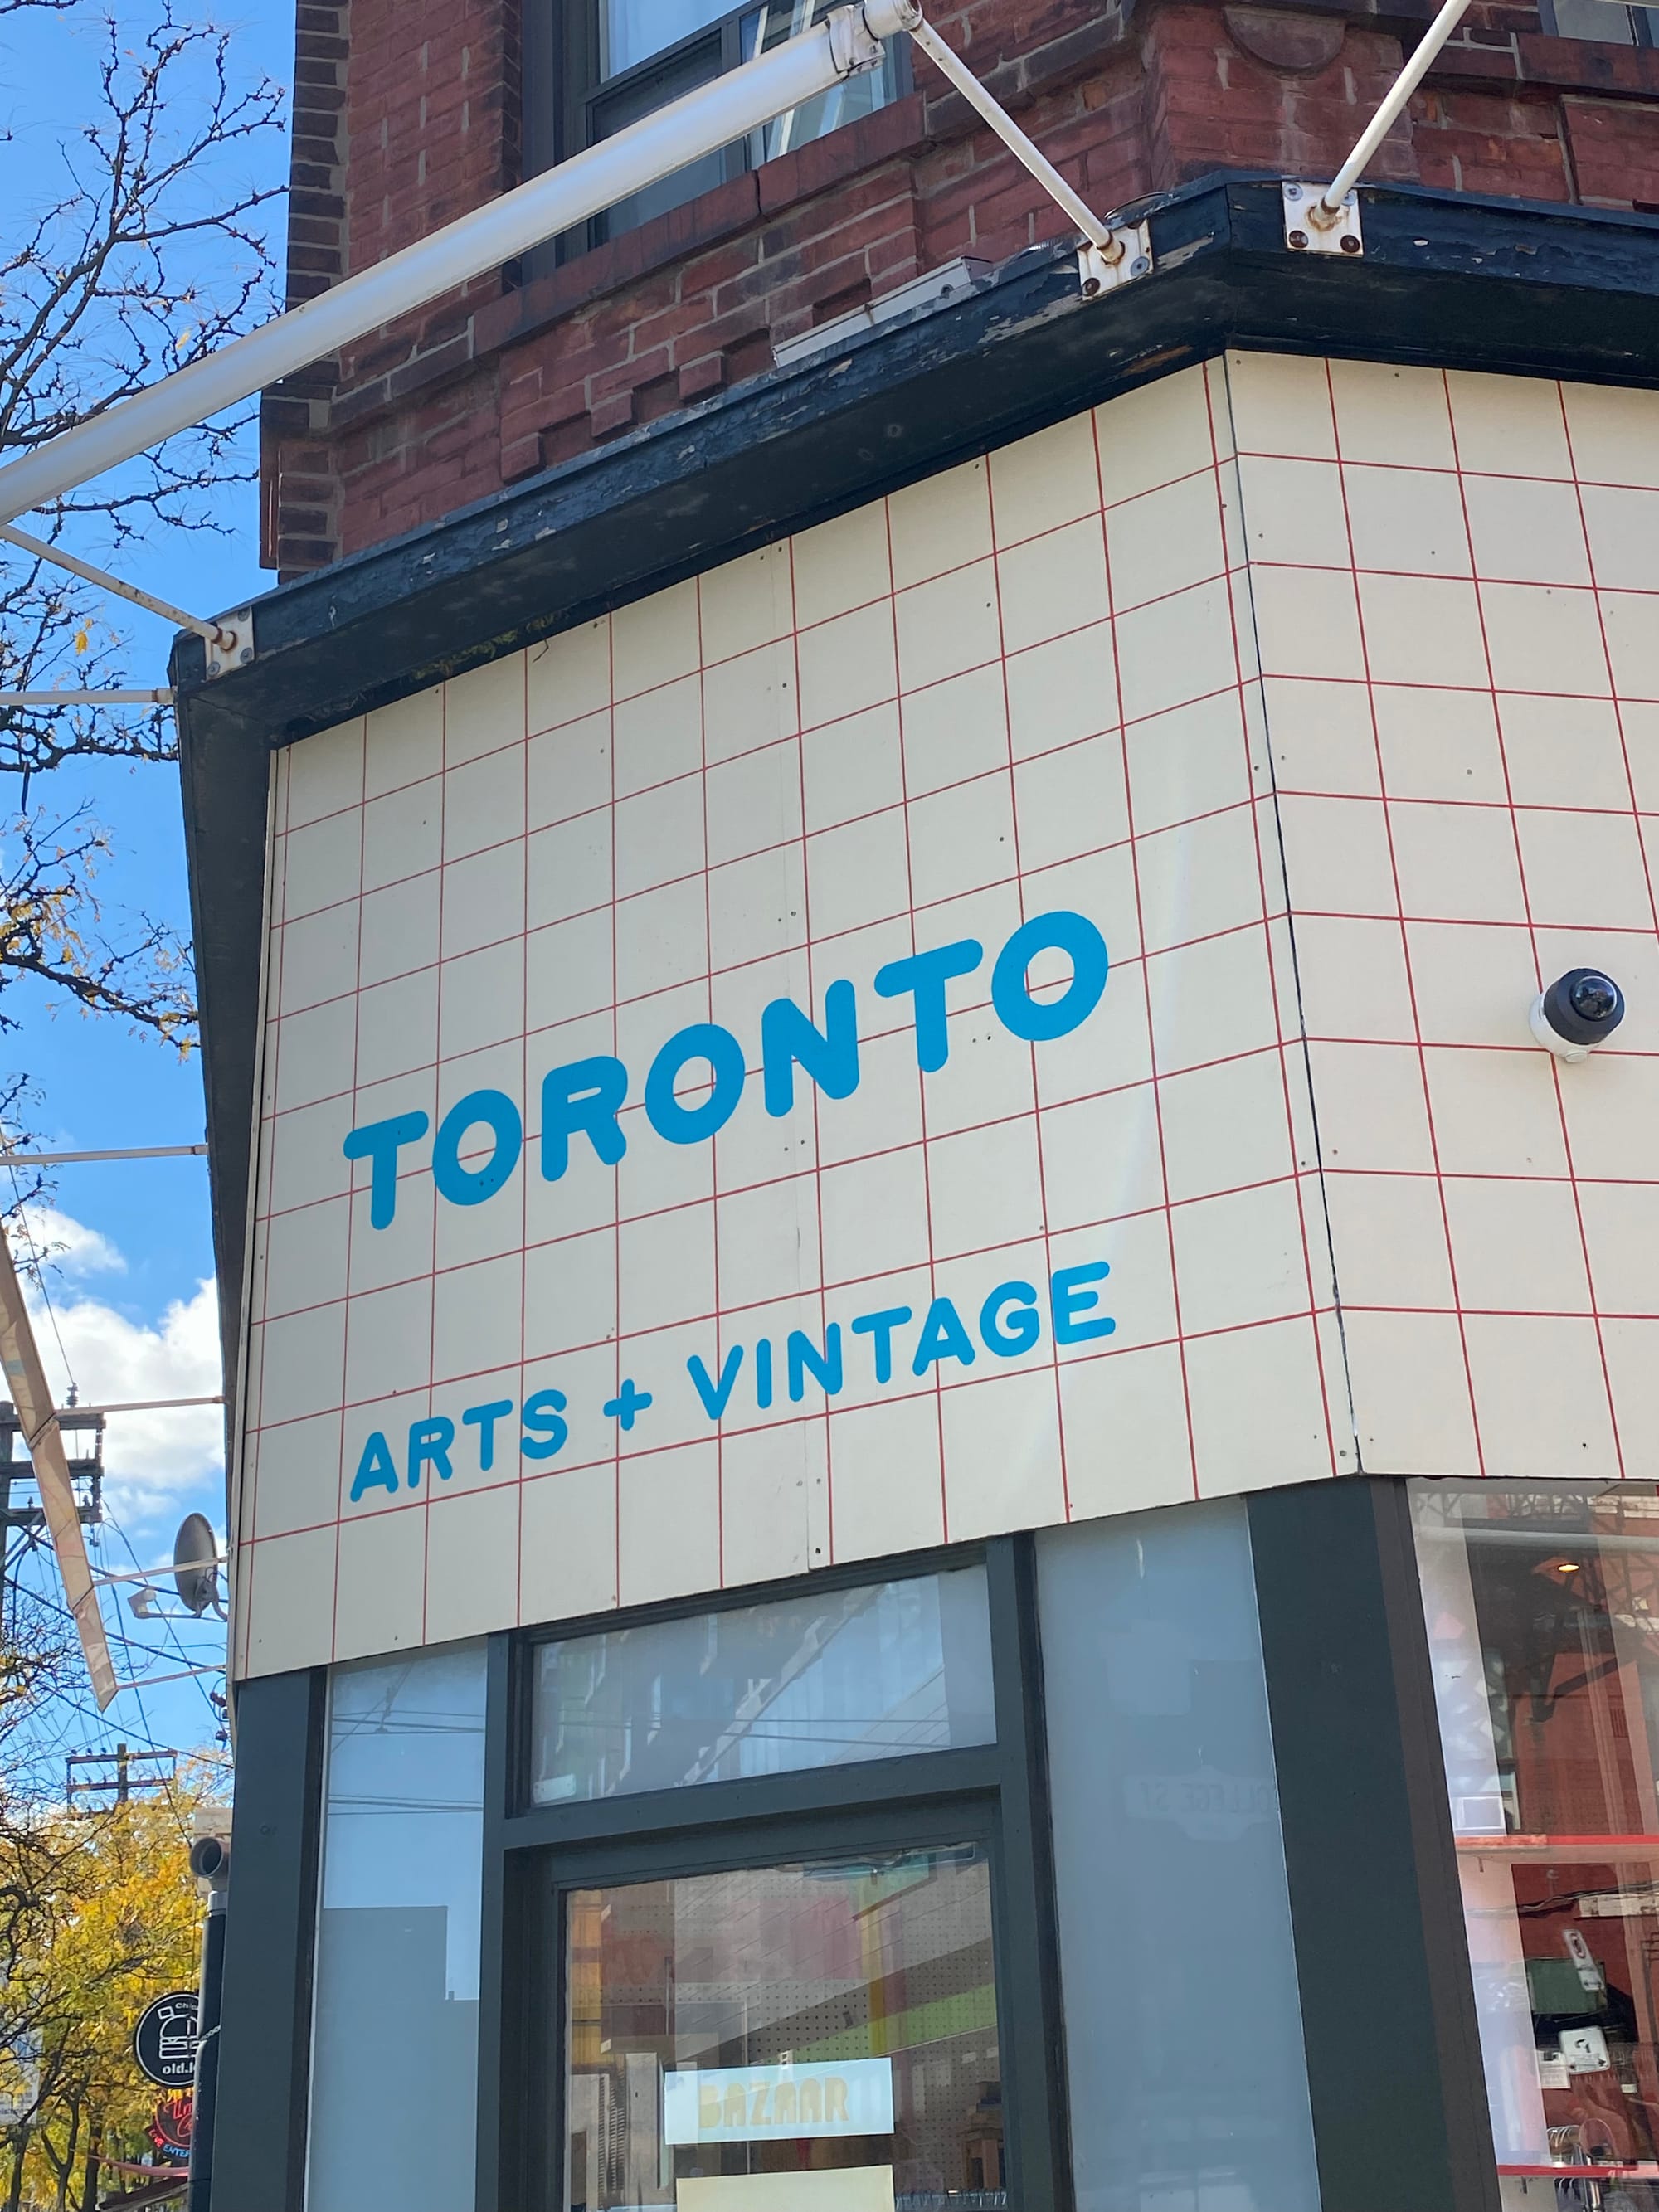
xmin=555 ymin=1841 xmax=1008 ymax=2212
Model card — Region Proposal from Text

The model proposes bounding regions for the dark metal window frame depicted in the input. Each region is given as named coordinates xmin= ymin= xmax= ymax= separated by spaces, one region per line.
xmin=210 ymin=1476 xmax=1514 ymax=2212
xmin=479 ymin=1535 xmax=1071 ymax=2212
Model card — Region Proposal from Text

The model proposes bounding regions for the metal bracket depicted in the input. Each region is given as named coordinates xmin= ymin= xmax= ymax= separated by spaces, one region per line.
xmin=1282 ymin=181 xmax=1363 ymax=257
xmin=829 ymin=3 xmax=887 ymax=73
xmin=1078 ymin=223 xmax=1153 ymax=298
xmin=205 ymin=608 xmax=254 ymax=678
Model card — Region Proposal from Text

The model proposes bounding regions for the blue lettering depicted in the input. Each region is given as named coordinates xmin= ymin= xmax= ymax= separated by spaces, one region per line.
xmin=991 ymin=910 xmax=1109 ymax=1043
xmin=1051 ymin=1261 xmax=1115 ymax=1344
xmin=980 ymin=1280 xmax=1041 ymax=1357
xmin=406 ymin=1416 xmax=455 ymax=1487
xmin=761 ymin=981 xmax=859 ymax=1117
xmin=688 ymin=1345 xmax=744 ymax=1421
xmin=851 ymin=1305 xmax=912 ymax=1385
xmin=787 ymin=1325 xmax=844 ymax=1403
xmin=541 ymin=1056 xmax=628 ymax=1179
xmin=432 ymin=1090 xmax=521 ymax=1208
xmin=343 ymin=1110 xmax=430 ymax=1230
xmin=645 ymin=1024 xmax=746 ymax=1145
xmin=349 ymin=1430 xmax=399 ymax=1501
xmin=755 ymin=1337 xmax=774 ymax=1410
xmin=521 ymin=1388 xmax=569 ymax=1461
xmin=462 ymin=1398 xmax=514 ymax=1472
xmin=912 ymin=1296 xmax=976 ymax=1378
xmin=873 ymin=941 xmax=983 ymax=1072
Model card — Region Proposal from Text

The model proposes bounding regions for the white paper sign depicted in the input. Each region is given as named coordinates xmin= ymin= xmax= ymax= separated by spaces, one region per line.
xmin=664 ymin=2058 xmax=894 ymax=2145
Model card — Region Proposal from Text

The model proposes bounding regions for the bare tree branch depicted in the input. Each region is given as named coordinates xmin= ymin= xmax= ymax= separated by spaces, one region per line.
xmin=0 ymin=0 xmax=281 ymax=1053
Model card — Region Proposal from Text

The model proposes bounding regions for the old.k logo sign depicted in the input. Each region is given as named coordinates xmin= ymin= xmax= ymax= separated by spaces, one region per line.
xmin=342 ymin=909 xmax=1113 ymax=1504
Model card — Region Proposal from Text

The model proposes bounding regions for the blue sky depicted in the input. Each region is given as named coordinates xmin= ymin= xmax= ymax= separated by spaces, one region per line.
xmin=2 ymin=0 xmax=295 ymax=1764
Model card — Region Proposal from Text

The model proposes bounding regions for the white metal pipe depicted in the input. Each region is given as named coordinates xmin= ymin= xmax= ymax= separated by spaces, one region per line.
xmin=70 ymin=1393 xmax=225 ymax=1415
xmin=905 ymin=12 xmax=1114 ymax=254
xmin=0 ymin=522 xmax=226 ymax=643
xmin=0 ymin=690 xmax=173 ymax=707
xmin=1316 ymin=0 xmax=1472 ymax=215
xmin=95 ymin=1554 xmax=222 ymax=1586
xmin=0 ymin=1142 xmax=204 ymax=1163
xmin=114 ymin=1663 xmax=225 ymax=1689
xmin=0 ymin=3 xmax=908 ymax=527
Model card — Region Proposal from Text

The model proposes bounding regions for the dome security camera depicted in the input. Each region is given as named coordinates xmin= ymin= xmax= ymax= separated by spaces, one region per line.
xmin=1530 ymin=968 xmax=1625 ymax=1063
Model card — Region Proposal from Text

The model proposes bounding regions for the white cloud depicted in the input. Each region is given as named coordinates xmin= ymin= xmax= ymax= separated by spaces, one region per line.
xmin=8 ymin=1205 xmax=126 ymax=1277
xmin=16 ymin=1221 xmax=223 ymax=1534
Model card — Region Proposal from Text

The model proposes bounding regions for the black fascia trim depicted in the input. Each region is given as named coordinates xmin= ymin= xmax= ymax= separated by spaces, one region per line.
xmin=212 ymin=1667 xmax=325 ymax=2212
xmin=179 ymin=173 xmax=1659 ymax=1417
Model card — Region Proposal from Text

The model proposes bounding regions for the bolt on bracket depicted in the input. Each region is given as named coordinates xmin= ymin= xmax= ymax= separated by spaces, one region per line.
xmin=206 ymin=609 xmax=255 ymax=678
xmin=1078 ymin=223 xmax=1153 ymax=299
xmin=1282 ymin=181 xmax=1363 ymax=256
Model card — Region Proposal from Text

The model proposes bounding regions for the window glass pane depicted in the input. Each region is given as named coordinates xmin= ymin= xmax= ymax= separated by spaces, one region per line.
xmin=591 ymin=38 xmax=729 ymax=240
xmin=585 ymin=0 xmax=902 ymax=241
xmin=564 ymin=1845 xmax=1004 ymax=2210
xmin=1037 ymin=1503 xmax=1321 ymax=2212
xmin=1549 ymin=0 xmax=1637 ymax=41
xmin=306 ymin=1644 xmax=487 ymax=2212
xmin=1413 ymin=1480 xmax=1659 ymax=2206
xmin=741 ymin=2 xmax=902 ymax=167
xmin=602 ymin=0 xmax=727 ymax=76
xmin=532 ymin=1569 xmax=994 ymax=1805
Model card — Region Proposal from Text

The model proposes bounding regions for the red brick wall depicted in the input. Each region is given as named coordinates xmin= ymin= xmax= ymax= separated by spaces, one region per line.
xmin=260 ymin=0 xmax=1659 ymax=575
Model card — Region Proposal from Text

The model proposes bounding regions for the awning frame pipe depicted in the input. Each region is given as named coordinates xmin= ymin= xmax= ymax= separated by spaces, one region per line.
xmin=0 ymin=690 xmax=174 ymax=707
xmin=0 ymin=522 xmax=229 ymax=646
xmin=1312 ymin=0 xmax=1472 ymax=220
xmin=0 ymin=0 xmax=1151 ymax=586
xmin=0 ymin=2 xmax=912 ymax=532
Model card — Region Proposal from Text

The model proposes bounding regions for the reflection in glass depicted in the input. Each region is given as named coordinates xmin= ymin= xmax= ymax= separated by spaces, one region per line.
xmin=306 ymin=1644 xmax=487 ymax=2212
xmin=531 ymin=1569 xmax=995 ymax=1805
xmin=1037 ymin=1503 xmax=1321 ymax=2212
xmin=589 ymin=0 xmax=902 ymax=239
xmin=563 ymin=1847 xmax=1005 ymax=2210
xmin=738 ymin=3 xmax=901 ymax=168
xmin=602 ymin=0 xmax=726 ymax=75
xmin=1413 ymin=1480 xmax=1659 ymax=2209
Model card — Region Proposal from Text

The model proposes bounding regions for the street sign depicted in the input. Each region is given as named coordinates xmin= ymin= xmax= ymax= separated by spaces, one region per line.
xmin=150 ymin=2091 xmax=194 ymax=2154
xmin=133 ymin=1991 xmax=199 ymax=2088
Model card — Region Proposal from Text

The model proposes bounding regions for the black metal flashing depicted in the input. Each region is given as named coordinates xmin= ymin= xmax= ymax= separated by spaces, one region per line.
xmin=178 ymin=171 xmax=1659 ymax=1412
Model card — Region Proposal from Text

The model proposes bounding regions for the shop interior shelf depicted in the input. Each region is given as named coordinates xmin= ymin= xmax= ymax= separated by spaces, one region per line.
xmin=1456 ymin=1834 xmax=1659 ymax=1862
xmin=1499 ymin=2167 xmax=1659 ymax=2181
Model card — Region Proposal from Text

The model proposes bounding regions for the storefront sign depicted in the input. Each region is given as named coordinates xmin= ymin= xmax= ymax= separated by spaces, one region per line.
xmin=1123 ymin=1767 xmax=1277 ymax=1843
xmin=149 ymin=2090 xmax=194 ymax=2153
xmin=677 ymin=2170 xmax=895 ymax=2211
xmin=664 ymin=2057 xmax=894 ymax=2143
xmin=238 ymin=385 xmax=1366 ymax=1679
xmin=132 ymin=1991 xmax=199 ymax=2088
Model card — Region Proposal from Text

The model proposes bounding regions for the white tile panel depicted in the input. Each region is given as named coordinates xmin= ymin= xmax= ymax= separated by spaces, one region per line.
xmin=232 ymin=354 xmax=1659 ymax=1680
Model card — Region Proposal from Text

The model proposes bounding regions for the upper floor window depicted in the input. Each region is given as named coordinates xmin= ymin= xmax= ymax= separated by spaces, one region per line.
xmin=542 ymin=0 xmax=907 ymax=250
xmin=1544 ymin=0 xmax=1658 ymax=43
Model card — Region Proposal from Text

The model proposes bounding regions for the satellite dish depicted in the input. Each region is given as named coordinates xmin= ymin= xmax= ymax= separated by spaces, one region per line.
xmin=173 ymin=1513 xmax=221 ymax=1616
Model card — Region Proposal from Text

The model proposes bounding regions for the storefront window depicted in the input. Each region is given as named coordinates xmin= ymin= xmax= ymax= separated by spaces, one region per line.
xmin=564 ymin=1845 xmax=1003 ymax=2212
xmin=1036 ymin=1501 xmax=1321 ymax=2212
xmin=306 ymin=1642 xmax=488 ymax=2212
xmin=531 ymin=1569 xmax=995 ymax=1805
xmin=1413 ymin=1480 xmax=1659 ymax=2209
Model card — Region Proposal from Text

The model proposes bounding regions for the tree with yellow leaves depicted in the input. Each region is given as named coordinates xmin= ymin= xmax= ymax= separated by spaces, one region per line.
xmin=0 ymin=1606 xmax=212 ymax=2211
